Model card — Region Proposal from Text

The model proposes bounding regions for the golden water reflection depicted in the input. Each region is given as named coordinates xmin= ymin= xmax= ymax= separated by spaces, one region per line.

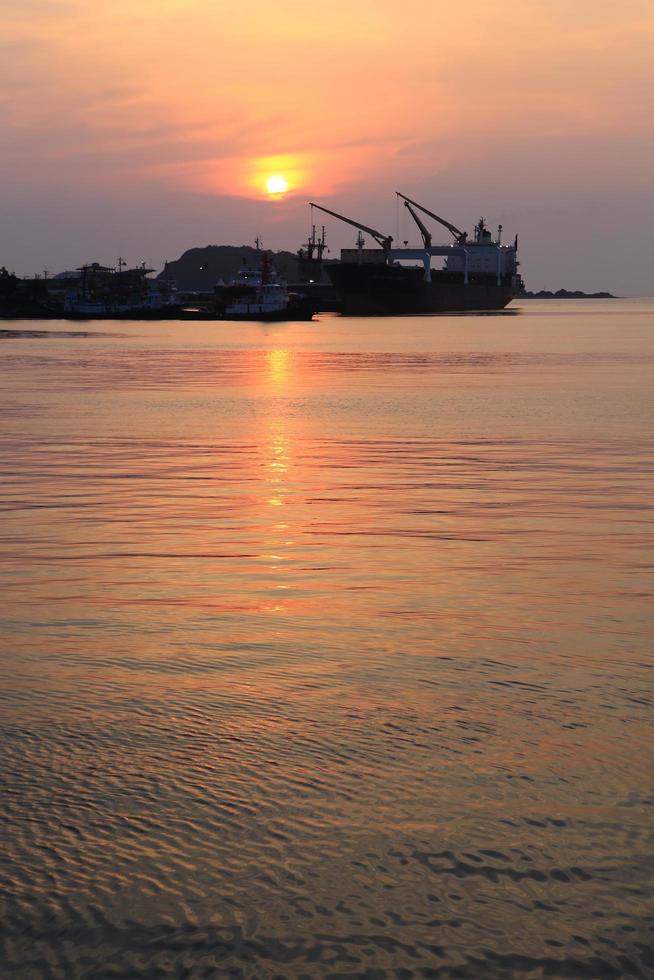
xmin=260 ymin=349 xmax=298 ymax=613
xmin=2 ymin=311 xmax=654 ymax=977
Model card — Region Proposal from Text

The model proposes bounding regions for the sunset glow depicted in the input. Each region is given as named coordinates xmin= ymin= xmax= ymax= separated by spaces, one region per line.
xmin=1 ymin=0 xmax=652 ymax=290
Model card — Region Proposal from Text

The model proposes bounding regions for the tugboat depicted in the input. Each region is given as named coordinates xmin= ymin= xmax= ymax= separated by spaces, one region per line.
xmin=308 ymin=194 xmax=524 ymax=315
xmin=220 ymin=243 xmax=314 ymax=321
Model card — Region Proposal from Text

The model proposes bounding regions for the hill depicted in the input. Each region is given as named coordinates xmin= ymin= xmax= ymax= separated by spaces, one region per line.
xmin=157 ymin=245 xmax=306 ymax=291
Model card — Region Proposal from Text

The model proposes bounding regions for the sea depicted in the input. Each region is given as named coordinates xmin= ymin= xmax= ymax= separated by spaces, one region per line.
xmin=1 ymin=299 xmax=653 ymax=979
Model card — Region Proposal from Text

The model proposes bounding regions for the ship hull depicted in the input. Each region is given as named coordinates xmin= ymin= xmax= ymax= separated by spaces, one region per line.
xmin=326 ymin=263 xmax=515 ymax=315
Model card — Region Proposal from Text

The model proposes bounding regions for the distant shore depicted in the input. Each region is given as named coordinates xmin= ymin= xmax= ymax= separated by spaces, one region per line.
xmin=520 ymin=289 xmax=617 ymax=299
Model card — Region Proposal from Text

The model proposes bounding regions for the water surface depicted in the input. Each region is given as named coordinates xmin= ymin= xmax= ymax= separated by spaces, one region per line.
xmin=1 ymin=300 xmax=653 ymax=978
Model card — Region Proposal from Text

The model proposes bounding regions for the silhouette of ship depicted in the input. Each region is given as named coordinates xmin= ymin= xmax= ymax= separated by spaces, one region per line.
xmin=309 ymin=194 xmax=523 ymax=315
xmin=63 ymin=261 xmax=179 ymax=318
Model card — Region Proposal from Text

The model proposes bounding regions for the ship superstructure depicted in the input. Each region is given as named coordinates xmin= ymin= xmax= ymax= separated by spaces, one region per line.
xmin=309 ymin=195 xmax=523 ymax=315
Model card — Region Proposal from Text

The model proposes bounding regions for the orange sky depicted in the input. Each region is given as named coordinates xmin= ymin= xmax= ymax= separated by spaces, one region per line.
xmin=2 ymin=0 xmax=653 ymax=290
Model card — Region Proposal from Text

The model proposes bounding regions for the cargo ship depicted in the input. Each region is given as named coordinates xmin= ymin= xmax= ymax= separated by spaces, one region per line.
xmin=309 ymin=194 xmax=523 ymax=315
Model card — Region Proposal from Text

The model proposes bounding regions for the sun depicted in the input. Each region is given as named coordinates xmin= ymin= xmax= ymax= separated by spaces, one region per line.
xmin=266 ymin=175 xmax=289 ymax=196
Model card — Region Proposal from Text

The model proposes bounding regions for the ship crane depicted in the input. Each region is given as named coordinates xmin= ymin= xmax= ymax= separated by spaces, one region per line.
xmin=395 ymin=192 xmax=466 ymax=244
xmin=309 ymin=202 xmax=393 ymax=251
xmin=402 ymin=200 xmax=432 ymax=249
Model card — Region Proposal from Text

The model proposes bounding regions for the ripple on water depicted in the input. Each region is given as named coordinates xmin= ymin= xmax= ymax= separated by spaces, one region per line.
xmin=1 ymin=316 xmax=654 ymax=976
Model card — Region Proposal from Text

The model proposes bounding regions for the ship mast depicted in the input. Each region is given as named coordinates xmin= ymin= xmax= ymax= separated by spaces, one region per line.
xmin=306 ymin=224 xmax=326 ymax=262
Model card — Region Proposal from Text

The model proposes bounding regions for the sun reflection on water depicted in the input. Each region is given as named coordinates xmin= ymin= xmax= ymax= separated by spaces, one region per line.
xmin=260 ymin=349 xmax=298 ymax=611
xmin=265 ymin=348 xmax=291 ymax=391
